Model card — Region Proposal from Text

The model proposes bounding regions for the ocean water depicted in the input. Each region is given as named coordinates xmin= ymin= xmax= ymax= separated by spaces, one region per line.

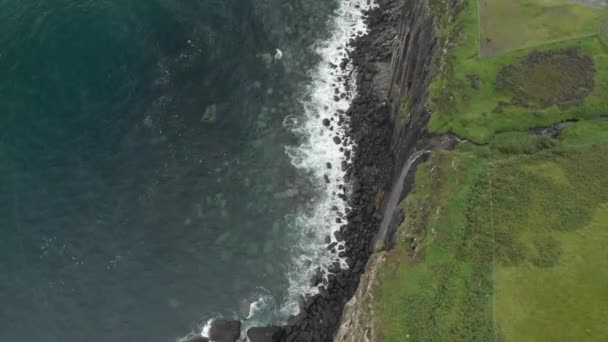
xmin=0 ymin=0 xmax=370 ymax=341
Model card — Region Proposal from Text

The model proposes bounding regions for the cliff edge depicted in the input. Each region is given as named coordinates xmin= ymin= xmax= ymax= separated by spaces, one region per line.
xmin=337 ymin=0 xmax=608 ymax=340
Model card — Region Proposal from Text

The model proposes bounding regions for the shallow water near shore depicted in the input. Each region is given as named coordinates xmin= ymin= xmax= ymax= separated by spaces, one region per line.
xmin=0 ymin=0 xmax=370 ymax=340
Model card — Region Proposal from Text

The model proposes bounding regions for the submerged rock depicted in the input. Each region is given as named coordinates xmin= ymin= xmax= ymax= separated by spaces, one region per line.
xmin=214 ymin=232 xmax=231 ymax=246
xmin=262 ymin=240 xmax=274 ymax=255
xmin=201 ymin=104 xmax=218 ymax=123
xmin=208 ymin=319 xmax=241 ymax=342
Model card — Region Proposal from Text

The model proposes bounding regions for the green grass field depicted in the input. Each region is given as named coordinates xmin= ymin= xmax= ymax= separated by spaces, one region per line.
xmin=376 ymin=150 xmax=495 ymax=341
xmin=370 ymin=1 xmax=608 ymax=340
xmin=374 ymin=128 xmax=608 ymax=341
xmin=495 ymin=205 xmax=608 ymax=341
xmin=428 ymin=0 xmax=608 ymax=143
xmin=492 ymin=140 xmax=608 ymax=341
xmin=480 ymin=0 xmax=608 ymax=56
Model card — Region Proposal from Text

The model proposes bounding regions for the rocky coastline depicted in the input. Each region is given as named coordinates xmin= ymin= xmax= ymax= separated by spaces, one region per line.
xmin=275 ymin=1 xmax=402 ymax=341
xmin=187 ymin=0 xmax=608 ymax=340
xmin=184 ymin=0 xmax=440 ymax=340
xmin=277 ymin=0 xmax=404 ymax=340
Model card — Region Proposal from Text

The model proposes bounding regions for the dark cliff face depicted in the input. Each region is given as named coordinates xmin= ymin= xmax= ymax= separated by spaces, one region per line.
xmin=375 ymin=0 xmax=465 ymax=250
xmin=268 ymin=0 xmax=439 ymax=340
xmin=354 ymin=0 xmax=441 ymax=253
xmin=214 ymin=1 xmax=453 ymax=341
xmin=277 ymin=0 xmax=446 ymax=340
xmin=337 ymin=0 xmax=449 ymax=340
xmin=387 ymin=0 xmax=439 ymax=162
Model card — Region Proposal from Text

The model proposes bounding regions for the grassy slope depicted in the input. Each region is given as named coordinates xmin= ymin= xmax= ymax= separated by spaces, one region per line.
xmin=496 ymin=205 xmax=608 ymax=341
xmin=371 ymin=1 xmax=608 ymax=340
xmin=428 ymin=0 xmax=608 ymax=144
xmin=492 ymin=139 xmax=608 ymax=341
xmin=375 ymin=128 xmax=608 ymax=341
xmin=480 ymin=0 xmax=608 ymax=55
xmin=376 ymin=151 xmax=494 ymax=341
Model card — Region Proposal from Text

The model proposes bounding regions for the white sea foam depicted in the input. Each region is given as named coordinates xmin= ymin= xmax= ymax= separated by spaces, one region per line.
xmin=176 ymin=318 xmax=213 ymax=341
xmin=192 ymin=288 xmax=275 ymax=340
xmin=282 ymin=0 xmax=375 ymax=317
xmin=182 ymin=1 xmax=375 ymax=338
xmin=201 ymin=319 xmax=213 ymax=338
xmin=246 ymin=295 xmax=266 ymax=319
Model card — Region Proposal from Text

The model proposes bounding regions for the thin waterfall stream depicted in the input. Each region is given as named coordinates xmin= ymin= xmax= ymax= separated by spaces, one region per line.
xmin=372 ymin=149 xmax=429 ymax=249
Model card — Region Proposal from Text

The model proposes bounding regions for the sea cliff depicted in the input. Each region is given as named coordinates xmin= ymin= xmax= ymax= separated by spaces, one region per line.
xmin=197 ymin=0 xmax=608 ymax=340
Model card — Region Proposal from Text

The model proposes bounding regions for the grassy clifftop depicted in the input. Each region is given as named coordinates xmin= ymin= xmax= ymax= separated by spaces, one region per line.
xmin=368 ymin=1 xmax=608 ymax=340
xmin=427 ymin=0 xmax=608 ymax=143
xmin=376 ymin=128 xmax=608 ymax=341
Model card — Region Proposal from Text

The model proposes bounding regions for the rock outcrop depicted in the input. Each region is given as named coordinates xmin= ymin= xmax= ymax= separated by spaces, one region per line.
xmin=201 ymin=0 xmax=458 ymax=340
xmin=208 ymin=319 xmax=241 ymax=342
xmin=247 ymin=326 xmax=285 ymax=342
xmin=336 ymin=0 xmax=463 ymax=340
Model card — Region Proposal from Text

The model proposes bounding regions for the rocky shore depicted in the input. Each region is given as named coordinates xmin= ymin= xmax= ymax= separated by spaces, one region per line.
xmin=276 ymin=1 xmax=403 ymax=340
xmin=274 ymin=3 xmax=400 ymax=342
xmin=189 ymin=0 xmax=608 ymax=340
xmin=185 ymin=0 xmax=444 ymax=339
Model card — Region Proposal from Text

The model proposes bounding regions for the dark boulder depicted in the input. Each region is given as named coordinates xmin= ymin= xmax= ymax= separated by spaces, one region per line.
xmin=334 ymin=231 xmax=344 ymax=242
xmin=341 ymin=161 xmax=348 ymax=171
xmin=208 ymin=319 xmax=241 ymax=342
xmin=310 ymin=267 xmax=323 ymax=287
xmin=247 ymin=326 xmax=284 ymax=342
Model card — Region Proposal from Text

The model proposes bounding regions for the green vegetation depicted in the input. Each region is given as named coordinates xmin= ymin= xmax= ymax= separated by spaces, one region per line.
xmin=428 ymin=0 xmax=608 ymax=143
xmin=376 ymin=151 xmax=494 ymax=341
xmin=375 ymin=132 xmax=608 ymax=341
xmin=495 ymin=48 xmax=594 ymax=109
xmin=369 ymin=1 xmax=608 ymax=340
xmin=479 ymin=0 xmax=608 ymax=56
xmin=601 ymin=20 xmax=608 ymax=46
xmin=492 ymin=142 xmax=608 ymax=341
xmin=559 ymin=118 xmax=608 ymax=145
xmin=374 ymin=240 xmax=386 ymax=253
xmin=490 ymin=131 xmax=556 ymax=154
xmin=496 ymin=205 xmax=608 ymax=340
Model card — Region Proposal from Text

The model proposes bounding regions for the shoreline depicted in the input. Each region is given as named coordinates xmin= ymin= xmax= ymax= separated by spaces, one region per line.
xmin=185 ymin=0 xmax=406 ymax=340
xmin=271 ymin=0 xmax=404 ymax=340
xmin=194 ymin=0 xmax=608 ymax=340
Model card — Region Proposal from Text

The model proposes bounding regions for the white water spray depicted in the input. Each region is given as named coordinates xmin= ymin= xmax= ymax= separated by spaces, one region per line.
xmin=282 ymin=0 xmax=376 ymax=317
xmin=189 ymin=0 xmax=377 ymax=337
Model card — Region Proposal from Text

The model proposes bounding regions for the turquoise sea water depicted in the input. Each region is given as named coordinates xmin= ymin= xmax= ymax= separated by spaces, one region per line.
xmin=0 ymin=0 xmax=343 ymax=340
